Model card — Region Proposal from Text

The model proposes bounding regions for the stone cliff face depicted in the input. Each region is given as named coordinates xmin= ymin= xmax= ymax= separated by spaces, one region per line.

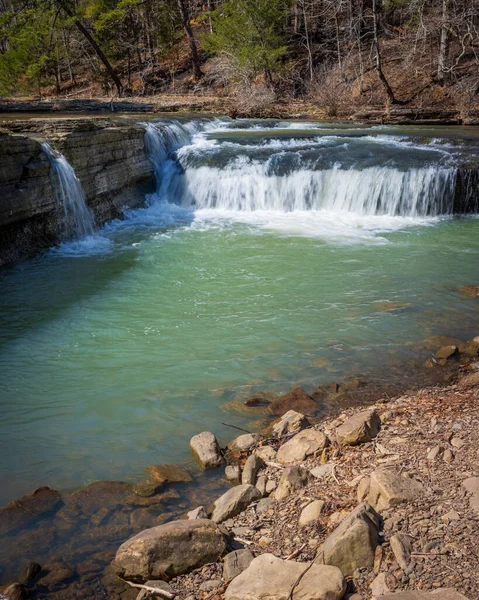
xmin=0 ymin=118 xmax=154 ymax=267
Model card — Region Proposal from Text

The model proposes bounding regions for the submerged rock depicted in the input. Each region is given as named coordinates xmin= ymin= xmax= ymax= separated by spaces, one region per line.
xmin=146 ymin=464 xmax=192 ymax=485
xmin=268 ymin=388 xmax=317 ymax=417
xmin=190 ymin=432 xmax=224 ymax=469
xmin=113 ymin=519 xmax=226 ymax=580
xmin=0 ymin=486 xmax=63 ymax=536
xmin=459 ymin=285 xmax=479 ymax=297
xmin=212 ymin=484 xmax=261 ymax=523
xmin=244 ymin=391 xmax=277 ymax=406
xmin=435 ymin=345 xmax=458 ymax=359
xmin=224 ymin=553 xmax=345 ymax=600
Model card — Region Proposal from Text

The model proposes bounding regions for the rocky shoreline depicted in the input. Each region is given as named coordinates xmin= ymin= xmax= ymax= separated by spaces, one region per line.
xmin=1 ymin=312 xmax=478 ymax=600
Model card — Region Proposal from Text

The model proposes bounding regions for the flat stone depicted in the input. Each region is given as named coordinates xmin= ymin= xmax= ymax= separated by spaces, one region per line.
xmin=427 ymin=445 xmax=443 ymax=460
xmin=435 ymin=345 xmax=458 ymax=359
xmin=113 ymin=519 xmax=226 ymax=580
xmin=269 ymin=388 xmax=317 ymax=417
xmin=367 ymin=468 xmax=424 ymax=511
xmin=2 ymin=583 xmax=28 ymax=600
xmin=199 ymin=579 xmax=222 ymax=591
xmin=378 ymin=590 xmax=469 ymax=599
xmin=242 ymin=455 xmax=264 ymax=485
xmin=390 ymin=533 xmax=412 ymax=571
xmin=315 ymin=503 xmax=380 ymax=577
xmin=224 ymin=553 xmax=345 ymax=600
xmin=335 ymin=410 xmax=381 ymax=446
xmin=223 ymin=549 xmax=254 ymax=582
xmin=462 ymin=477 xmax=479 ymax=515
xmin=274 ymin=466 xmax=311 ymax=500
xmin=299 ymin=500 xmax=325 ymax=527
xmin=190 ymin=432 xmax=224 ymax=469
xmin=277 ymin=429 xmax=328 ymax=464
xmin=147 ymin=464 xmax=192 ymax=485
xmin=256 ymin=498 xmax=274 ymax=515
xmin=0 ymin=486 xmax=63 ymax=536
xmin=212 ymin=484 xmax=261 ymax=523
xmin=310 ymin=463 xmax=334 ymax=480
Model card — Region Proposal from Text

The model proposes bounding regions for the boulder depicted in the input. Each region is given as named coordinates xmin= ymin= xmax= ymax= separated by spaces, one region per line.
xmin=190 ymin=432 xmax=224 ymax=469
xmin=269 ymin=388 xmax=317 ymax=417
xmin=223 ymin=549 xmax=254 ymax=582
xmin=254 ymin=446 xmax=277 ymax=462
xmin=224 ymin=553 xmax=345 ymax=600
xmin=228 ymin=434 xmax=259 ymax=453
xmin=367 ymin=468 xmax=424 ymax=511
xmin=458 ymin=337 xmax=479 ymax=357
xmin=212 ymin=484 xmax=261 ymax=523
xmin=0 ymin=487 xmax=63 ymax=536
xmin=435 ymin=345 xmax=458 ymax=360
xmin=315 ymin=503 xmax=380 ymax=577
xmin=299 ymin=500 xmax=325 ymax=527
xmin=113 ymin=519 xmax=226 ymax=580
xmin=335 ymin=410 xmax=381 ymax=446
xmin=147 ymin=465 xmax=192 ymax=485
xmin=242 ymin=455 xmax=264 ymax=485
xmin=277 ymin=429 xmax=328 ymax=464
xmin=274 ymin=466 xmax=311 ymax=500
xmin=272 ymin=410 xmax=311 ymax=438
xmin=378 ymin=590 xmax=469 ymax=600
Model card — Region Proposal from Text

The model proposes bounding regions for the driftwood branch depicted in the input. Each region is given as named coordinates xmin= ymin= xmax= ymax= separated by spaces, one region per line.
xmin=118 ymin=577 xmax=176 ymax=599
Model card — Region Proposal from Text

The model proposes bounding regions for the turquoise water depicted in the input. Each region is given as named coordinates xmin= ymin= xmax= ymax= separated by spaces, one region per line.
xmin=0 ymin=119 xmax=478 ymax=506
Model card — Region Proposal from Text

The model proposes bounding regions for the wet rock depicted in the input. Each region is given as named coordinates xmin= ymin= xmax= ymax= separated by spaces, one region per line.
xmin=113 ymin=519 xmax=226 ymax=580
xmin=367 ymin=468 xmax=424 ymax=511
xmin=459 ymin=284 xmax=479 ymax=297
xmin=190 ymin=432 xmax=224 ymax=469
xmin=335 ymin=409 xmax=381 ymax=446
xmin=19 ymin=562 xmax=42 ymax=586
xmin=458 ymin=337 xmax=479 ymax=357
xmin=3 ymin=583 xmax=28 ymax=600
xmin=223 ymin=549 xmax=254 ymax=582
xmin=212 ymin=484 xmax=261 ymax=523
xmin=0 ymin=487 xmax=63 ymax=536
xmin=36 ymin=563 xmax=75 ymax=589
xmin=315 ymin=503 xmax=380 ymax=577
xmin=224 ymin=553 xmax=345 ymax=600
xmin=254 ymin=446 xmax=277 ymax=462
xmin=298 ymin=500 xmax=325 ymax=527
xmin=379 ymin=590 xmax=469 ymax=599
xmin=277 ymin=429 xmax=328 ymax=464
xmin=132 ymin=482 xmax=161 ymax=498
xmin=225 ymin=465 xmax=241 ymax=483
xmin=269 ymin=388 xmax=317 ymax=417
xmin=274 ymin=466 xmax=311 ymax=500
xmin=390 ymin=533 xmax=412 ymax=570
xmin=187 ymin=506 xmax=207 ymax=520
xmin=435 ymin=345 xmax=458 ymax=360
xmin=229 ymin=433 xmax=259 ymax=453
xmin=341 ymin=378 xmax=366 ymax=392
xmin=70 ymin=481 xmax=132 ymax=515
xmin=146 ymin=465 xmax=192 ymax=485
xmin=244 ymin=391 xmax=277 ymax=406
xmin=242 ymin=455 xmax=264 ymax=485
xmin=272 ymin=410 xmax=311 ymax=438
xmin=443 ymin=448 xmax=454 ymax=463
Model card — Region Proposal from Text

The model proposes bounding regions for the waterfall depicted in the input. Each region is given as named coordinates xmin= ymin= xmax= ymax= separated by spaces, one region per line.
xmin=143 ymin=120 xmax=465 ymax=218
xmin=42 ymin=143 xmax=96 ymax=239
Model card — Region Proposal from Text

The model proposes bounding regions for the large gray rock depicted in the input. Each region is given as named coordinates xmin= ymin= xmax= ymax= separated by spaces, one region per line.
xmin=223 ymin=549 xmax=254 ymax=582
xmin=212 ymin=484 xmax=261 ymax=523
xmin=190 ymin=432 xmax=224 ymax=469
xmin=272 ymin=410 xmax=311 ymax=438
xmin=335 ymin=409 xmax=381 ymax=446
xmin=315 ymin=503 xmax=380 ymax=577
xmin=113 ymin=519 xmax=226 ymax=580
xmin=224 ymin=553 xmax=345 ymax=600
xmin=229 ymin=434 xmax=259 ymax=452
xmin=274 ymin=466 xmax=311 ymax=500
xmin=367 ymin=468 xmax=424 ymax=511
xmin=277 ymin=429 xmax=328 ymax=464
xmin=378 ymin=590 xmax=469 ymax=600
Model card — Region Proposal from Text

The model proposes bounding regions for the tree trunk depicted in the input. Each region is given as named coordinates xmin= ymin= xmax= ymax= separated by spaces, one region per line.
xmin=372 ymin=0 xmax=396 ymax=106
xmin=58 ymin=2 xmax=123 ymax=96
xmin=177 ymin=0 xmax=202 ymax=80
xmin=437 ymin=0 xmax=449 ymax=83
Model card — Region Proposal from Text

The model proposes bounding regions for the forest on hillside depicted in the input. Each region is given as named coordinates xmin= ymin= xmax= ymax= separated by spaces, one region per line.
xmin=0 ymin=0 xmax=478 ymax=114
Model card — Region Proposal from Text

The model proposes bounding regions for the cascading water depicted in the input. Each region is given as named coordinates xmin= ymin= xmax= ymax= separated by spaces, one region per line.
xmin=42 ymin=143 xmax=96 ymax=239
xmin=143 ymin=120 xmax=467 ymax=219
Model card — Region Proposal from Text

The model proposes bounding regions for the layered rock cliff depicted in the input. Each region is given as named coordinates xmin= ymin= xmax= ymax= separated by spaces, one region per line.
xmin=0 ymin=118 xmax=154 ymax=267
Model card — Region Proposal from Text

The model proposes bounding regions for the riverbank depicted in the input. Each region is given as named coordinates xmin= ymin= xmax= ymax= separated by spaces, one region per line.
xmin=1 ymin=96 xmax=479 ymax=125
xmin=0 ymin=328 xmax=478 ymax=599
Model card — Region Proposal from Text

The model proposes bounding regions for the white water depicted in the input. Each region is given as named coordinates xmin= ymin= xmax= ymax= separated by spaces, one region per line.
xmin=42 ymin=143 xmax=96 ymax=239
